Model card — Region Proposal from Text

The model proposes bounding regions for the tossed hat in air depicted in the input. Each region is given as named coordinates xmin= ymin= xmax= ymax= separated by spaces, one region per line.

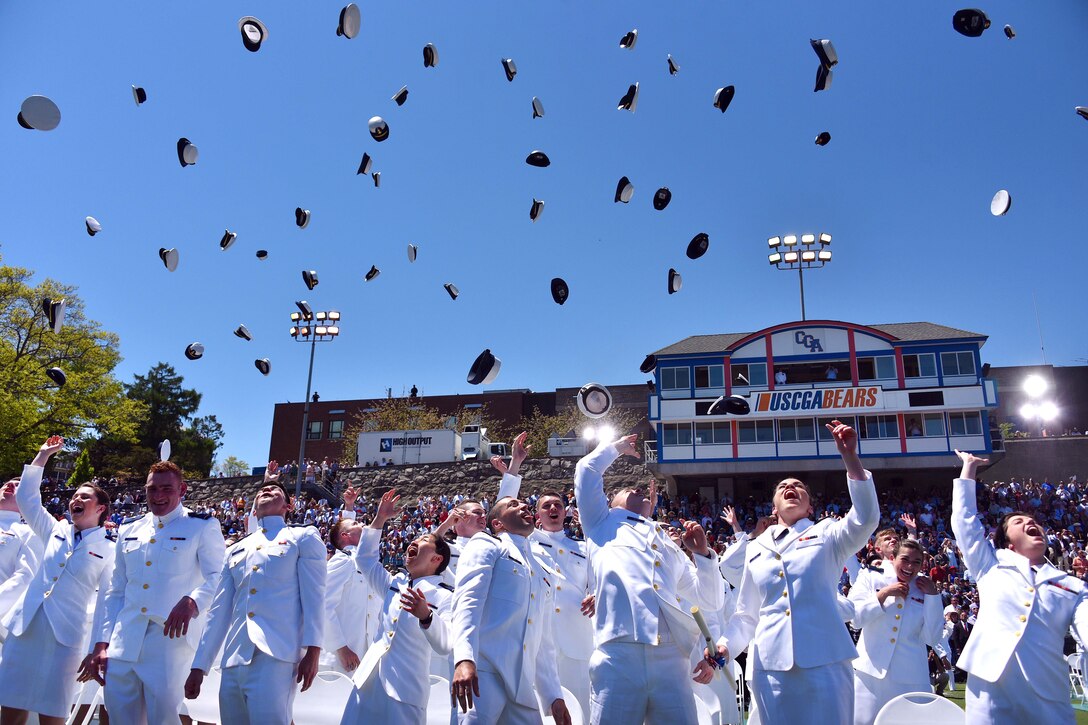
xmin=814 ymin=65 xmax=833 ymax=92
xmin=372 ymin=172 xmax=381 ymax=187
xmin=502 ymin=58 xmax=518 ymax=82
xmin=337 ymin=4 xmax=361 ymax=39
xmin=392 ymin=86 xmax=408 ymax=106
xmin=653 ymin=187 xmax=672 ymax=211
xmin=85 ymin=217 xmax=102 ymax=236
xmin=531 ymin=97 xmax=544 ymax=118
xmin=238 ymin=16 xmax=269 ymax=52
xmin=444 ymin=283 xmax=459 ymax=300
xmin=815 ymin=131 xmax=832 ymax=146
xmin=526 ymin=150 xmax=551 ymax=168
xmin=667 ymin=54 xmax=679 ymax=75
xmin=407 ymin=244 xmax=418 ymax=262
xmin=158 ymin=440 xmax=171 ymax=462
xmin=952 ymin=9 xmax=990 ymax=37
xmin=254 ymin=358 xmax=271 ymax=375
xmin=714 ymin=86 xmax=735 ymax=113
xmin=302 ymin=270 xmax=319 ymax=290
xmin=1003 ymin=24 xmax=1015 ymax=39
xmin=159 ymin=247 xmax=179 ymax=272
xmin=369 ymin=116 xmax=389 ymax=142
xmin=357 ymin=152 xmax=373 ymax=175
xmin=184 ymin=343 xmax=204 ymax=360
xmin=639 ymin=354 xmax=657 ymax=374
xmin=256 ymin=250 xmax=268 ymax=260
xmin=467 ymin=349 xmax=501 ymax=385
xmin=295 ymin=207 xmax=311 ymax=228
xmin=17 ymin=96 xmax=61 ymax=131
xmin=132 ymin=86 xmax=147 ymax=105
xmin=617 ymin=82 xmax=639 ymax=112
xmin=577 ymin=383 xmax=612 ymax=418
xmin=42 ymin=298 xmax=66 ymax=334
xmin=46 ymin=367 xmax=67 ymax=387
xmin=423 ymin=43 xmax=439 ymax=68
xmin=530 ymin=199 xmax=545 ymax=222
xmin=550 ymin=277 xmax=569 ymax=305
xmin=668 ymin=268 xmax=682 ymax=294
xmin=810 ymin=38 xmax=838 ymax=68
xmin=990 ymin=190 xmax=1011 ymax=216
xmin=686 ymin=232 xmax=709 ymax=260
xmin=220 ymin=230 xmax=237 ymax=250
xmin=177 ymin=138 xmax=198 ymax=167
xmin=234 ymin=324 xmax=252 ymax=341
xmin=619 ymin=29 xmax=638 ymax=49
xmin=615 ymin=176 xmax=634 ymax=203
xmin=365 ymin=265 xmax=380 ymax=281
xmin=707 ymin=394 xmax=751 ymax=416
xmin=1077 ymin=107 xmax=1088 ymax=121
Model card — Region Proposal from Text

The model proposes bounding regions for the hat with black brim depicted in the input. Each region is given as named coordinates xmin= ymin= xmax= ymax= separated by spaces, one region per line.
xmin=530 ymin=199 xmax=545 ymax=222
xmin=577 ymin=383 xmax=612 ymax=418
xmin=42 ymin=298 xmax=66 ymax=334
xmin=668 ymin=268 xmax=682 ymax=294
xmin=185 ymin=342 xmax=204 ymax=360
xmin=132 ymin=86 xmax=147 ymax=105
xmin=338 ymin=4 xmax=361 ymax=39
xmin=653 ymin=188 xmax=672 ymax=211
xmin=619 ymin=29 xmax=638 ymax=49
xmin=302 ymin=270 xmax=319 ymax=290
xmin=357 ymin=152 xmax=372 ymax=175
xmin=639 ymin=354 xmax=657 ymax=374
xmin=86 ymin=216 xmax=102 ymax=236
xmin=467 ymin=349 xmax=501 ymax=385
xmin=952 ymin=9 xmax=991 ymax=37
xmin=810 ymin=39 xmax=838 ymax=68
xmin=254 ymin=358 xmax=271 ymax=375
xmin=713 ymin=86 xmax=735 ymax=113
xmin=423 ymin=44 xmax=439 ymax=68
xmin=667 ymin=54 xmax=679 ymax=76
xmin=550 ymin=277 xmax=569 ymax=305
xmin=617 ymin=83 xmax=639 ymax=112
xmin=220 ymin=230 xmax=237 ymax=250
xmin=686 ymin=233 xmax=709 ymax=260
xmin=815 ymin=131 xmax=832 ymax=146
xmin=177 ymin=138 xmax=198 ymax=167
xmin=532 ymin=97 xmax=545 ymax=118
xmin=814 ymin=66 xmax=832 ymax=93
xmin=159 ymin=247 xmax=179 ymax=272
xmin=444 ymin=283 xmax=459 ymax=300
xmin=234 ymin=324 xmax=252 ymax=341
xmin=238 ymin=16 xmax=269 ymax=52
xmin=392 ymin=86 xmax=408 ymax=106
xmin=368 ymin=116 xmax=389 ymax=142
xmin=502 ymin=58 xmax=518 ymax=82
xmin=295 ymin=207 xmax=311 ymax=229
xmin=18 ymin=96 xmax=61 ymax=131
xmin=365 ymin=265 xmax=380 ymax=282
xmin=526 ymin=151 xmax=551 ymax=168
xmin=407 ymin=244 xmax=418 ymax=262
xmin=46 ymin=367 xmax=66 ymax=387
xmin=615 ymin=176 xmax=634 ymax=203
xmin=707 ymin=394 xmax=750 ymax=416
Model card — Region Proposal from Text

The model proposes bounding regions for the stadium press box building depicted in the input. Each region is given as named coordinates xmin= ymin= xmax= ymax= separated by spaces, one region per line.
xmin=645 ymin=321 xmax=1001 ymax=498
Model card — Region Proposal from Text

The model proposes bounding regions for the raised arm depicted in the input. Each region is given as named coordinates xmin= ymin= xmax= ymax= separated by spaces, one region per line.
xmin=575 ymin=436 xmax=637 ymax=533
xmin=949 ymin=450 xmax=997 ymax=579
xmin=492 ymin=431 xmax=530 ymax=500
xmin=354 ymin=489 xmax=399 ymax=593
xmin=16 ymin=436 xmax=65 ymax=540
xmin=822 ymin=420 xmax=879 ymax=559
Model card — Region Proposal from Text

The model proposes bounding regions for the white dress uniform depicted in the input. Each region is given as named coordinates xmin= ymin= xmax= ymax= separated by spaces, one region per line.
xmin=191 ymin=516 xmax=326 ymax=724
xmin=720 ymin=470 xmax=878 ymax=725
xmin=717 ymin=531 xmax=750 ymax=589
xmin=452 ymin=530 xmax=563 ymax=725
xmin=848 ymin=567 xmax=944 ymax=724
xmin=341 ymin=527 xmax=454 ymax=725
xmin=444 ymin=474 xmax=521 ymax=585
xmin=0 ymin=509 xmax=44 ymax=643
xmin=575 ymin=442 xmax=724 ymax=725
xmin=951 ymin=477 xmax=1088 ymax=725
xmin=322 ymin=512 xmax=383 ymax=675
xmin=96 ymin=504 xmax=224 ymax=724
xmin=0 ymin=464 xmax=114 ymax=718
xmin=499 ymin=472 xmax=596 ymax=717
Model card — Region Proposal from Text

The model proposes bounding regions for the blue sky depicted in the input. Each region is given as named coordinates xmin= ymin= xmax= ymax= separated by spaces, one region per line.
xmin=2 ymin=2 xmax=1086 ymax=470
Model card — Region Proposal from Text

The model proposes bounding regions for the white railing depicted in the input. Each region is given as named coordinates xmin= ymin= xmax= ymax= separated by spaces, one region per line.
xmin=644 ymin=440 xmax=658 ymax=462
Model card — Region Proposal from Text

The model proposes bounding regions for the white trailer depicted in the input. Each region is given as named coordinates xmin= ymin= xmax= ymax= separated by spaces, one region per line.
xmin=356 ymin=429 xmax=461 ymax=466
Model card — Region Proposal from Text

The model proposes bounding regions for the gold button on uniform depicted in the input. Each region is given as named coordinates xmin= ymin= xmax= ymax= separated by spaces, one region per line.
xmin=145 ymin=561 xmax=151 ymax=567
xmin=59 ymin=563 xmax=65 ymax=568
xmin=654 ymin=561 xmax=661 ymax=568
xmin=892 ymin=627 xmax=898 ymax=632
xmin=559 ymin=549 xmax=564 ymax=554
xmin=778 ymin=571 xmax=785 ymax=578
xmin=1019 ymin=615 xmax=1027 ymax=622
xmin=785 ymin=609 xmax=791 ymax=616
xmin=530 ymin=593 xmax=535 ymax=600
xmin=1027 ymin=587 xmax=1035 ymax=593
xmin=775 ymin=554 xmax=782 ymax=560
xmin=158 ymin=523 xmax=164 ymax=529
xmin=149 ymin=538 xmax=156 ymax=544
xmin=142 ymin=584 xmax=149 ymax=590
xmin=556 ymin=585 xmax=562 ymax=591
xmin=51 ymin=576 xmax=57 ymax=582
xmin=1024 ymin=602 xmax=1031 ymax=607
xmin=653 ymin=583 xmax=660 ymax=591
xmin=651 ymin=544 xmax=658 ymax=550
xmin=252 ymin=566 xmax=259 ymax=572
xmin=248 ymin=612 xmax=255 ymax=618
xmin=1015 ymin=632 xmax=1022 ymax=638
xmin=896 ymin=604 xmax=903 ymax=609
xmin=782 ymin=591 xmax=788 ymax=598
xmin=250 ymin=588 xmax=257 ymax=595
xmin=895 ymin=615 xmax=901 ymax=620
xmin=555 ymin=608 xmax=561 ymax=613
xmin=527 ymin=618 xmax=533 ymax=625
xmin=256 ymin=545 xmax=263 ymax=551
xmin=890 ymin=638 xmax=896 ymax=643
xmin=141 ymin=607 xmax=147 ymax=613
xmin=44 ymin=591 xmax=50 ymax=597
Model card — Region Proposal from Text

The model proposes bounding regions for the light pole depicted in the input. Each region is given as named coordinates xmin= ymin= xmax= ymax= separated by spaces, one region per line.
xmin=290 ymin=301 xmax=342 ymax=499
xmin=767 ymin=233 xmax=832 ymax=320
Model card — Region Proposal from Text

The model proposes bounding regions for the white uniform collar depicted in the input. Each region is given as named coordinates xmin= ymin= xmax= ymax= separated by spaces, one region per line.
xmin=534 ymin=528 xmax=567 ymax=543
xmin=154 ymin=504 xmax=185 ymax=529
xmin=258 ymin=515 xmax=287 ymax=536
xmin=0 ymin=510 xmax=21 ymax=527
xmin=771 ymin=517 xmax=813 ymax=540
xmin=500 ymin=531 xmax=532 ymax=556
xmin=455 ymin=534 xmax=474 ymax=548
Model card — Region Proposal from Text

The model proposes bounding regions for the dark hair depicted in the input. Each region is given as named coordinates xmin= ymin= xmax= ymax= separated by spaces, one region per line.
xmin=432 ymin=535 xmax=452 ymax=575
xmin=536 ymin=490 xmax=564 ymax=506
xmin=993 ymin=511 xmax=1042 ymax=550
xmin=488 ymin=497 xmax=516 ymax=533
xmin=895 ymin=539 xmax=924 ymax=558
xmin=77 ymin=484 xmax=112 ymax=526
xmin=148 ymin=460 xmax=185 ymax=482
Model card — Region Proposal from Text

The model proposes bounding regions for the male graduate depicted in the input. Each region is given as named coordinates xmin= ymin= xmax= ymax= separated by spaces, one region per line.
xmin=184 ymin=477 xmax=325 ymax=723
xmin=80 ymin=460 xmax=224 ymax=724
xmin=951 ymin=449 xmax=1088 ymax=724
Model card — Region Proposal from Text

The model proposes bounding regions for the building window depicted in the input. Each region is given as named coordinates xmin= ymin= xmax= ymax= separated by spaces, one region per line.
xmin=948 ymin=412 xmax=983 ymax=436
xmin=904 ymin=414 xmax=944 ymax=437
xmin=695 ymin=421 xmax=731 ymax=444
xmin=817 ymin=416 xmax=858 ymax=440
xmin=306 ymin=421 xmax=323 ymax=440
xmin=663 ymin=422 xmax=693 ymax=446
xmin=328 ymin=420 xmax=344 ymax=439
xmin=732 ymin=363 xmax=767 ymax=387
xmin=738 ymin=420 xmax=775 ymax=443
xmin=857 ymin=356 xmax=896 ymax=381
xmin=859 ymin=415 xmax=898 ymax=440
xmin=694 ymin=365 xmax=725 ymax=390
xmin=661 ymin=367 xmax=690 ymax=391
xmin=778 ymin=418 xmax=816 ymax=442
xmin=941 ymin=351 xmax=976 ymax=377
xmin=902 ymin=353 xmax=937 ymax=378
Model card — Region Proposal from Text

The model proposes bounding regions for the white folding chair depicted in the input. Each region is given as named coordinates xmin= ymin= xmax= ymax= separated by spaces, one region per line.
xmin=64 ymin=680 xmax=104 ymax=725
xmin=184 ymin=666 xmax=222 ymax=724
xmin=293 ymin=670 xmax=354 ymax=724
xmin=542 ymin=686 xmax=584 ymax=725
xmin=428 ymin=675 xmax=454 ymax=725
xmin=873 ymin=691 xmax=964 ymax=725
xmin=1067 ymin=652 xmax=1086 ymax=702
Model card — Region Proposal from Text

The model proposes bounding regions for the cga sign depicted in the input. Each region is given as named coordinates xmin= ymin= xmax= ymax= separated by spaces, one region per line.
xmin=794 ymin=330 xmax=823 ymax=352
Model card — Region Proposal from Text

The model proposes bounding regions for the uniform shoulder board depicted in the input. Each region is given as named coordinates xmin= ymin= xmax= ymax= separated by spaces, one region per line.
xmin=188 ymin=511 xmax=214 ymax=520
xmin=289 ymin=523 xmax=317 ymax=529
xmin=626 ymin=515 xmax=644 ymax=523
xmin=120 ymin=515 xmax=144 ymax=526
xmin=864 ymin=563 xmax=883 ymax=573
xmin=439 ymin=582 xmax=455 ymax=592
xmin=536 ymin=541 xmax=553 ymax=548
xmin=487 ymin=531 xmax=501 ymax=540
xmin=105 ymin=530 xmax=117 ymax=542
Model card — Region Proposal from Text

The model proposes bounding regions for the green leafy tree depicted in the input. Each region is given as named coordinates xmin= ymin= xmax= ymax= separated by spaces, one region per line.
xmin=0 ymin=255 xmax=146 ymax=474
xmin=218 ymin=455 xmax=250 ymax=477
xmin=67 ymin=448 xmax=95 ymax=487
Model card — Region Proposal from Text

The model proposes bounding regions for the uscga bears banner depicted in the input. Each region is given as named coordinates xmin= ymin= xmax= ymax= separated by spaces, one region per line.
xmin=748 ymin=386 xmax=885 ymax=417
